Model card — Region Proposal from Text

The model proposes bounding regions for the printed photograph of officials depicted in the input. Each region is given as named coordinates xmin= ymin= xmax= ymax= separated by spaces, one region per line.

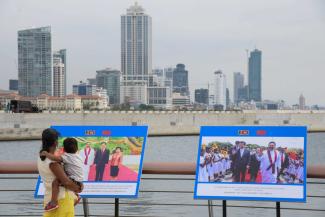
xmin=198 ymin=137 xmax=305 ymax=184
xmin=57 ymin=136 xmax=145 ymax=182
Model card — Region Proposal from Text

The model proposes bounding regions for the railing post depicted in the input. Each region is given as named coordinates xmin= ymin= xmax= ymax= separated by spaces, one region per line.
xmin=276 ymin=202 xmax=281 ymax=217
xmin=115 ymin=198 xmax=119 ymax=217
xmin=222 ymin=200 xmax=227 ymax=217
xmin=82 ymin=198 xmax=90 ymax=217
xmin=208 ymin=200 xmax=214 ymax=217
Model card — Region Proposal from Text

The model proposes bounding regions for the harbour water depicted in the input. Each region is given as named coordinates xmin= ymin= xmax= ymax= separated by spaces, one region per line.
xmin=0 ymin=134 xmax=325 ymax=217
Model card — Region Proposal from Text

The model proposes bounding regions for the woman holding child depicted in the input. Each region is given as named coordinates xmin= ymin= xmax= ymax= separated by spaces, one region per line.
xmin=37 ymin=128 xmax=83 ymax=217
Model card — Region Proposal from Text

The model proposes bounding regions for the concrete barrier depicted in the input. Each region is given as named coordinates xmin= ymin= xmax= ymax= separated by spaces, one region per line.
xmin=0 ymin=111 xmax=324 ymax=140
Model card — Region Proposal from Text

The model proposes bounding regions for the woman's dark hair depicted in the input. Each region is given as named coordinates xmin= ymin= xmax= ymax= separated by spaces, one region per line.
xmin=63 ymin=138 xmax=78 ymax=154
xmin=115 ymin=147 xmax=123 ymax=152
xmin=40 ymin=128 xmax=59 ymax=161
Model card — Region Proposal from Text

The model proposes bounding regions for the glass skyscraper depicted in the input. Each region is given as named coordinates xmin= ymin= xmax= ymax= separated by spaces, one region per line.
xmin=96 ymin=68 xmax=121 ymax=104
xmin=18 ymin=26 xmax=52 ymax=96
xmin=195 ymin=88 xmax=209 ymax=105
xmin=233 ymin=72 xmax=244 ymax=104
xmin=9 ymin=79 xmax=18 ymax=91
xmin=173 ymin=63 xmax=189 ymax=96
xmin=248 ymin=49 xmax=262 ymax=102
xmin=72 ymin=82 xmax=96 ymax=96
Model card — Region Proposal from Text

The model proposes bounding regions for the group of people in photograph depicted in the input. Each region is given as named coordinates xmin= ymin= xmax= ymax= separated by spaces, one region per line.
xmin=79 ymin=142 xmax=123 ymax=181
xmin=199 ymin=147 xmax=231 ymax=182
xmin=199 ymin=140 xmax=305 ymax=184
xmin=57 ymin=141 xmax=123 ymax=181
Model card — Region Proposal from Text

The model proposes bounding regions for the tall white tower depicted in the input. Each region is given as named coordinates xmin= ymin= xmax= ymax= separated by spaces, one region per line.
xmin=121 ymin=2 xmax=152 ymax=79
xmin=214 ymin=70 xmax=227 ymax=110
xmin=299 ymin=94 xmax=306 ymax=110
xmin=52 ymin=56 xmax=65 ymax=97
xmin=120 ymin=2 xmax=152 ymax=104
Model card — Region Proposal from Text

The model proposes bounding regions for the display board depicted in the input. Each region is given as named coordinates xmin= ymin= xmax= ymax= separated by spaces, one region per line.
xmin=194 ymin=126 xmax=307 ymax=202
xmin=35 ymin=126 xmax=148 ymax=198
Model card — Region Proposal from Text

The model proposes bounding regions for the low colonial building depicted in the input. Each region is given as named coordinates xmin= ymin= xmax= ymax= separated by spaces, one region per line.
xmin=80 ymin=95 xmax=107 ymax=110
xmin=0 ymin=92 xmax=109 ymax=111
xmin=65 ymin=95 xmax=82 ymax=110
xmin=36 ymin=94 xmax=82 ymax=111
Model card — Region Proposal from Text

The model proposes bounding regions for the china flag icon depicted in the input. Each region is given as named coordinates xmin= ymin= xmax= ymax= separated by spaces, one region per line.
xmin=238 ymin=130 xmax=249 ymax=135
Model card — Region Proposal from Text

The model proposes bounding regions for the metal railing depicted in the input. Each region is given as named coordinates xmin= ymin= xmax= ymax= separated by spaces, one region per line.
xmin=0 ymin=162 xmax=325 ymax=217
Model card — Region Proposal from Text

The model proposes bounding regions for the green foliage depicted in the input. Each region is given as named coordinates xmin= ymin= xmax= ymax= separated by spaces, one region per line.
xmin=138 ymin=104 xmax=155 ymax=111
xmin=58 ymin=137 xmax=142 ymax=155
xmin=207 ymin=141 xmax=267 ymax=150
xmin=207 ymin=141 xmax=232 ymax=150
xmin=136 ymin=137 xmax=144 ymax=144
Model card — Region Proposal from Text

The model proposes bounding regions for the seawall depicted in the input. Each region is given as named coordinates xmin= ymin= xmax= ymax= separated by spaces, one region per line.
xmin=0 ymin=110 xmax=324 ymax=140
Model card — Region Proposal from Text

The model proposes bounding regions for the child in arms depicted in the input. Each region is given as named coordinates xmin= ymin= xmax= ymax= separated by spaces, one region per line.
xmin=41 ymin=137 xmax=84 ymax=212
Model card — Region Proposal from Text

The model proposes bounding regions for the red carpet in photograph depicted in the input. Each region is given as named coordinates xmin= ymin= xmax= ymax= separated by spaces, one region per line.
xmin=87 ymin=161 xmax=138 ymax=181
xmin=243 ymin=171 xmax=262 ymax=183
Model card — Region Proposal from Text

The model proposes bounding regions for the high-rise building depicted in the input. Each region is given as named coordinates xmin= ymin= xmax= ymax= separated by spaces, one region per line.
xmin=214 ymin=70 xmax=227 ymax=110
xmin=299 ymin=94 xmax=306 ymax=110
xmin=238 ymin=85 xmax=249 ymax=102
xmin=226 ymin=88 xmax=230 ymax=108
xmin=195 ymin=88 xmax=209 ymax=105
xmin=233 ymin=72 xmax=244 ymax=104
xmin=164 ymin=67 xmax=174 ymax=81
xmin=120 ymin=2 xmax=152 ymax=104
xmin=53 ymin=52 xmax=66 ymax=97
xmin=18 ymin=26 xmax=52 ymax=96
xmin=87 ymin=78 xmax=97 ymax=86
xmin=96 ymin=68 xmax=121 ymax=105
xmin=147 ymin=86 xmax=172 ymax=109
xmin=173 ymin=63 xmax=189 ymax=96
xmin=73 ymin=81 xmax=97 ymax=96
xmin=94 ymin=87 xmax=109 ymax=108
xmin=121 ymin=2 xmax=151 ymax=78
xmin=9 ymin=79 xmax=18 ymax=91
xmin=120 ymin=84 xmax=148 ymax=105
xmin=53 ymin=49 xmax=66 ymax=96
xmin=151 ymin=67 xmax=173 ymax=90
xmin=248 ymin=49 xmax=262 ymax=102
xmin=152 ymin=68 xmax=164 ymax=77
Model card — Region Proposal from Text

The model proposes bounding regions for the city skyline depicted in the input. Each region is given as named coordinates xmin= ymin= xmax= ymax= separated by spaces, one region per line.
xmin=1 ymin=0 xmax=325 ymax=105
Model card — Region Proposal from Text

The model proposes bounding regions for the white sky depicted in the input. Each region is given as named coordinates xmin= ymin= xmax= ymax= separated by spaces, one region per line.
xmin=201 ymin=136 xmax=305 ymax=149
xmin=0 ymin=0 xmax=325 ymax=105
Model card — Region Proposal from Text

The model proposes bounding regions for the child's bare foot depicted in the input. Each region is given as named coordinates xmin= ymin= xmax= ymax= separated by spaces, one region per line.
xmin=44 ymin=201 xmax=59 ymax=212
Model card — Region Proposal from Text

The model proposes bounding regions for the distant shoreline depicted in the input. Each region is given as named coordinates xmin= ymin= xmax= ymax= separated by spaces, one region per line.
xmin=1 ymin=111 xmax=325 ymax=141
